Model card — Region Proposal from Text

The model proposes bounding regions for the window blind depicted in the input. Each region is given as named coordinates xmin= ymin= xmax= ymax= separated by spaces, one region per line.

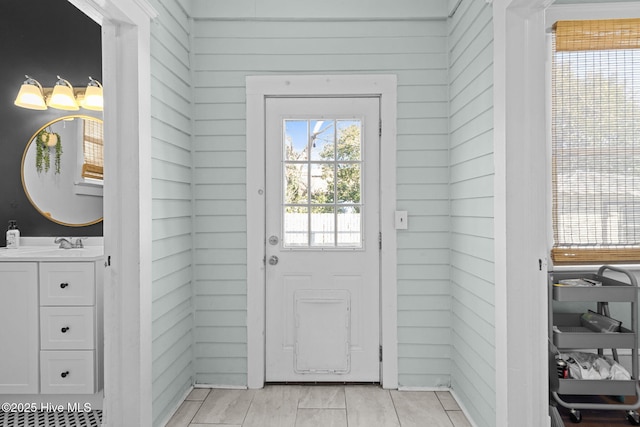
xmin=82 ymin=119 xmax=103 ymax=180
xmin=554 ymin=19 xmax=640 ymax=52
xmin=551 ymin=19 xmax=640 ymax=264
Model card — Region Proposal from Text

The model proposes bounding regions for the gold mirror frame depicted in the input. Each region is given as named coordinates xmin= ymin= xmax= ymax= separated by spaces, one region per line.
xmin=21 ymin=115 xmax=103 ymax=227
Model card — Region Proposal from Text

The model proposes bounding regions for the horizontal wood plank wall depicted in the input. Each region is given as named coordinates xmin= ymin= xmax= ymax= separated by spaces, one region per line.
xmin=149 ymin=0 xmax=194 ymax=425
xmin=192 ymin=18 xmax=450 ymax=387
xmin=448 ymin=1 xmax=495 ymax=426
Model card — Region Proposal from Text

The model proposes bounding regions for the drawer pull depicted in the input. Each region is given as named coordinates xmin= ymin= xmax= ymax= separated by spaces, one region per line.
xmin=61 ymin=371 xmax=70 ymax=378
xmin=60 ymin=282 xmax=69 ymax=289
xmin=61 ymin=326 xmax=70 ymax=333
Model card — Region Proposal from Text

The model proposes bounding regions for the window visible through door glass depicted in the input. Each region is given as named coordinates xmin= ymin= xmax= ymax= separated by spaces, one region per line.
xmin=283 ymin=118 xmax=363 ymax=248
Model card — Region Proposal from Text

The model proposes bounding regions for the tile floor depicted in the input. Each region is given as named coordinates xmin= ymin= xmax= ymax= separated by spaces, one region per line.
xmin=165 ymin=385 xmax=472 ymax=427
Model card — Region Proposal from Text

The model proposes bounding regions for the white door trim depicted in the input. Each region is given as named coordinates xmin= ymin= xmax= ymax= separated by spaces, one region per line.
xmin=246 ymin=75 xmax=398 ymax=389
xmin=66 ymin=1 xmax=156 ymax=425
xmin=495 ymin=3 xmax=640 ymax=426
xmin=495 ymin=1 xmax=549 ymax=426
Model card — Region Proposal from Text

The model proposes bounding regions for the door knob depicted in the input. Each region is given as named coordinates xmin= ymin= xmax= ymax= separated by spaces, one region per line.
xmin=268 ymin=255 xmax=279 ymax=265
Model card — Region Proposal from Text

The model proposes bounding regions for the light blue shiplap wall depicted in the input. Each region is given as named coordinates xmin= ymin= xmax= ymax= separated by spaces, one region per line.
xmin=448 ymin=1 xmax=495 ymax=427
xmin=149 ymin=0 xmax=194 ymax=425
xmin=191 ymin=17 xmax=450 ymax=387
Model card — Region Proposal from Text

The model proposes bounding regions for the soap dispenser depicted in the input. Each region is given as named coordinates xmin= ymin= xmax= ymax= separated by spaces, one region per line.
xmin=6 ymin=220 xmax=19 ymax=249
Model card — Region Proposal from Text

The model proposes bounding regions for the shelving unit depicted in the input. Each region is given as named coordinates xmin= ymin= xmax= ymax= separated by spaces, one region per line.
xmin=549 ymin=265 xmax=640 ymax=424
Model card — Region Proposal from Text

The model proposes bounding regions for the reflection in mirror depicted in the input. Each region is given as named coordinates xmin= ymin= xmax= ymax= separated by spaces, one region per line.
xmin=21 ymin=115 xmax=103 ymax=226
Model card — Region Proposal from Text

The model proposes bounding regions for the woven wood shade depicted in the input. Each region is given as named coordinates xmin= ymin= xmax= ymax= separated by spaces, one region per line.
xmin=82 ymin=119 xmax=103 ymax=180
xmin=551 ymin=18 xmax=640 ymax=265
xmin=82 ymin=164 xmax=103 ymax=180
xmin=554 ymin=19 xmax=640 ymax=52
xmin=552 ymin=247 xmax=640 ymax=265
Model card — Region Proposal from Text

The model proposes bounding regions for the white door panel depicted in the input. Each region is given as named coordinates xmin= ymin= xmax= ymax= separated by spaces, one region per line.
xmin=265 ymin=97 xmax=380 ymax=382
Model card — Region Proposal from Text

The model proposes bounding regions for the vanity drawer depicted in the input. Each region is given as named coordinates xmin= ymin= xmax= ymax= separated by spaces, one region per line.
xmin=40 ymin=307 xmax=95 ymax=350
xmin=39 ymin=262 xmax=94 ymax=306
xmin=40 ymin=350 xmax=95 ymax=394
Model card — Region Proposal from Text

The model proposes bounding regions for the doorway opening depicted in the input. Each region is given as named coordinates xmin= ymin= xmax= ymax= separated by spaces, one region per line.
xmin=65 ymin=1 xmax=156 ymax=425
xmin=246 ymin=75 xmax=398 ymax=389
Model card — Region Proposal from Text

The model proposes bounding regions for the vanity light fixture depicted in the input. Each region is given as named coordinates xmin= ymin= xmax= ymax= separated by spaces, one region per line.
xmin=80 ymin=77 xmax=103 ymax=111
xmin=14 ymin=75 xmax=47 ymax=110
xmin=14 ymin=75 xmax=104 ymax=112
xmin=47 ymin=76 xmax=79 ymax=111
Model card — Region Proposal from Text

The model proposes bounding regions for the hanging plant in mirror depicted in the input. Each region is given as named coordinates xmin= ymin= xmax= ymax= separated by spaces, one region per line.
xmin=35 ymin=128 xmax=63 ymax=174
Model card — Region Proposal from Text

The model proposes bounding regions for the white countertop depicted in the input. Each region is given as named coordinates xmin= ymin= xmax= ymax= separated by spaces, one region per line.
xmin=0 ymin=238 xmax=104 ymax=261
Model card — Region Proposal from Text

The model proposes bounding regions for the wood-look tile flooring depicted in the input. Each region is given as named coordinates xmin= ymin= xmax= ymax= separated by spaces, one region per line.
xmin=165 ymin=385 xmax=472 ymax=427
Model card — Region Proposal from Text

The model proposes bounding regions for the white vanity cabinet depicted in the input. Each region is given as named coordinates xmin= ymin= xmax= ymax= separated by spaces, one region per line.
xmin=0 ymin=256 xmax=102 ymax=396
xmin=39 ymin=262 xmax=101 ymax=394
xmin=0 ymin=263 xmax=39 ymax=393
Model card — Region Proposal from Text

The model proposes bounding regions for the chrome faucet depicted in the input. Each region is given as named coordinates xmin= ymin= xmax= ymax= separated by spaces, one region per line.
xmin=54 ymin=237 xmax=84 ymax=249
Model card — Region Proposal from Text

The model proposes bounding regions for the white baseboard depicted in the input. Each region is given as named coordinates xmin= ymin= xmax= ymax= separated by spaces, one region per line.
xmin=396 ymin=385 xmax=478 ymax=427
xmin=397 ymin=385 xmax=451 ymax=392
xmin=449 ymin=389 xmax=480 ymax=427
xmin=158 ymin=386 xmax=193 ymax=427
xmin=194 ymin=384 xmax=248 ymax=390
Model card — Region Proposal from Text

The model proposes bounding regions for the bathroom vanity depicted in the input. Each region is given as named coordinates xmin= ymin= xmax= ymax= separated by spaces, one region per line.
xmin=0 ymin=243 xmax=103 ymax=407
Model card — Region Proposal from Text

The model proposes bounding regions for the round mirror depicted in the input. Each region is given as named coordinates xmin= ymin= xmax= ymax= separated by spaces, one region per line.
xmin=21 ymin=115 xmax=103 ymax=227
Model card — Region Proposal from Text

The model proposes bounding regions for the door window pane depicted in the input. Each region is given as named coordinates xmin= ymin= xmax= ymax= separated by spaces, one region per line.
xmin=337 ymin=207 xmax=361 ymax=247
xmin=285 ymin=164 xmax=308 ymax=205
xmin=310 ymin=163 xmax=333 ymax=204
xmin=282 ymin=118 xmax=363 ymax=248
xmin=284 ymin=120 xmax=309 ymax=161
xmin=310 ymin=120 xmax=335 ymax=161
xmin=336 ymin=164 xmax=360 ymax=204
xmin=336 ymin=120 xmax=361 ymax=161
xmin=284 ymin=206 xmax=308 ymax=247
xmin=311 ymin=207 xmax=335 ymax=247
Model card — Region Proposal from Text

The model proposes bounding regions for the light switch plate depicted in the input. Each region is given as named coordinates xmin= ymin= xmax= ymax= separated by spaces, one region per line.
xmin=395 ymin=211 xmax=408 ymax=229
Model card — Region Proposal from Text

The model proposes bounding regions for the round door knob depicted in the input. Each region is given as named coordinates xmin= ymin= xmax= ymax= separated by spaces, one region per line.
xmin=60 ymin=282 xmax=69 ymax=289
xmin=268 ymin=255 xmax=279 ymax=265
xmin=61 ymin=371 xmax=69 ymax=378
xmin=61 ymin=327 xmax=70 ymax=333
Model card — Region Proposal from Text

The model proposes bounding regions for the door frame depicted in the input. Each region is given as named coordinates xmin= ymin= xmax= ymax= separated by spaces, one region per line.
xmin=246 ymin=75 xmax=398 ymax=389
xmin=66 ymin=1 xmax=156 ymax=425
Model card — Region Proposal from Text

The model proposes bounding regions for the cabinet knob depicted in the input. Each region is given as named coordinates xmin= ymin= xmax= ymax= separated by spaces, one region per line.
xmin=60 ymin=282 xmax=69 ymax=289
xmin=61 ymin=371 xmax=69 ymax=378
xmin=61 ymin=327 xmax=70 ymax=333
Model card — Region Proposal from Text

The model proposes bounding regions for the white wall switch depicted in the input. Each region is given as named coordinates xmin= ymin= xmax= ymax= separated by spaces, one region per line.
xmin=395 ymin=211 xmax=408 ymax=229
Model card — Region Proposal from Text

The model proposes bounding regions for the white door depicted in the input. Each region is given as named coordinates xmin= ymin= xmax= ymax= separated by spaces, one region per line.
xmin=265 ymin=97 xmax=380 ymax=382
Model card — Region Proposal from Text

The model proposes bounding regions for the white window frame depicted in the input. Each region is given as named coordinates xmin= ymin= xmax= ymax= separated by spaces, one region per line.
xmin=246 ymin=75 xmax=398 ymax=389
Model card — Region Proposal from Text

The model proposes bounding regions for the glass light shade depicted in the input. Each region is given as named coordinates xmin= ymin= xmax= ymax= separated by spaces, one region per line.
xmin=48 ymin=78 xmax=79 ymax=111
xmin=14 ymin=80 xmax=47 ymax=110
xmin=81 ymin=82 xmax=103 ymax=111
